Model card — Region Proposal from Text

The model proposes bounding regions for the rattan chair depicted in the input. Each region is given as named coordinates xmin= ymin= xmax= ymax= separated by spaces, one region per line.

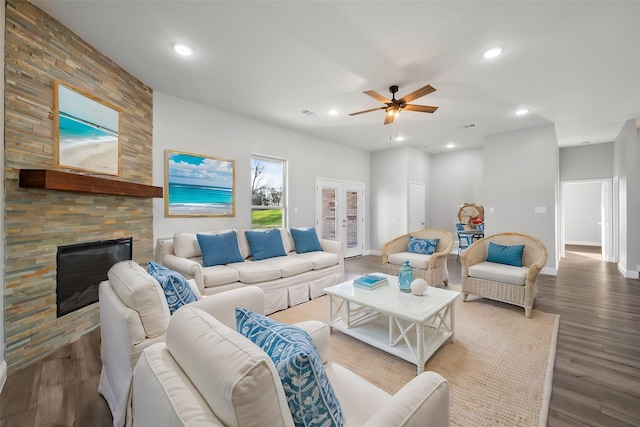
xmin=460 ymin=232 xmax=547 ymax=317
xmin=382 ymin=228 xmax=453 ymax=287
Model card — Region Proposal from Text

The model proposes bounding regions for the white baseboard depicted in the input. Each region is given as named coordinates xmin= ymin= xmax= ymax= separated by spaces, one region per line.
xmin=366 ymin=250 xmax=381 ymax=256
xmin=618 ymin=263 xmax=640 ymax=279
xmin=565 ymin=241 xmax=601 ymax=246
xmin=541 ymin=266 xmax=558 ymax=276
xmin=0 ymin=360 xmax=6 ymax=393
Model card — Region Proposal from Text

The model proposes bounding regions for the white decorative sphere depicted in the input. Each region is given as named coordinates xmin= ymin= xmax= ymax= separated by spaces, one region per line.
xmin=411 ymin=279 xmax=428 ymax=296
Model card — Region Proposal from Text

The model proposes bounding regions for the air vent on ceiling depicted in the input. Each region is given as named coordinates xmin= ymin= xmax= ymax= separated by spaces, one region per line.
xmin=301 ymin=109 xmax=317 ymax=116
xmin=457 ymin=123 xmax=477 ymax=130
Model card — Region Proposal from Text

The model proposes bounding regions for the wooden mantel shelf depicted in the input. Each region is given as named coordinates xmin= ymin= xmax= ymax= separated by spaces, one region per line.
xmin=19 ymin=169 xmax=163 ymax=198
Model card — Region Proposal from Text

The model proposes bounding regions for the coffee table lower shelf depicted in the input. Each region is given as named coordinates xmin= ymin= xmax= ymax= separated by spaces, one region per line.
xmin=328 ymin=308 xmax=454 ymax=375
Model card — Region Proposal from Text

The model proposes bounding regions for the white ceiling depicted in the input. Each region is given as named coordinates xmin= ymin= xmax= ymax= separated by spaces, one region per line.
xmin=31 ymin=1 xmax=640 ymax=154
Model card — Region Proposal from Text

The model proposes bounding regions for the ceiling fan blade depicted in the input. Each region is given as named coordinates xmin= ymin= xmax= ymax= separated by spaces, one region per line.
xmin=400 ymin=85 xmax=436 ymax=103
xmin=363 ymin=90 xmax=391 ymax=104
xmin=349 ymin=106 xmax=386 ymax=116
xmin=404 ymin=104 xmax=439 ymax=113
xmin=384 ymin=113 xmax=395 ymax=125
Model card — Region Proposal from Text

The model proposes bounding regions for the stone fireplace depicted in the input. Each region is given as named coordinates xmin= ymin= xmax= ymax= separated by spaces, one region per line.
xmin=4 ymin=1 xmax=154 ymax=372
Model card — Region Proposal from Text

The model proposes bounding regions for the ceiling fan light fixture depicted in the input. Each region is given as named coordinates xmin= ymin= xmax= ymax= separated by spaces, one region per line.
xmin=483 ymin=47 xmax=503 ymax=59
xmin=328 ymin=109 xmax=338 ymax=116
xmin=516 ymin=108 xmax=529 ymax=116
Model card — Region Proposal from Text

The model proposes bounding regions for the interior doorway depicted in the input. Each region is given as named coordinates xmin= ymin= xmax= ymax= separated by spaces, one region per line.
xmin=560 ymin=179 xmax=615 ymax=262
xmin=315 ymin=178 xmax=365 ymax=258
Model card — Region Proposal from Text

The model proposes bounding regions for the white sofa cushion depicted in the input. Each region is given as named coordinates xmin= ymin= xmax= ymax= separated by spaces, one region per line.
xmin=294 ymin=251 xmax=340 ymax=269
xmin=257 ymin=255 xmax=313 ymax=278
xmin=279 ymin=228 xmax=295 ymax=253
xmin=467 ymin=261 xmax=529 ymax=286
xmin=201 ymin=264 xmax=241 ymax=288
xmin=388 ymin=251 xmax=431 ymax=269
xmin=107 ymin=260 xmax=171 ymax=338
xmin=166 ymin=306 xmax=294 ymax=427
xmin=226 ymin=261 xmax=282 ymax=284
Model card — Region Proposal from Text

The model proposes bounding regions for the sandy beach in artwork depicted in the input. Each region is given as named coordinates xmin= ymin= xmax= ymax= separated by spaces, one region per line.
xmin=60 ymin=139 xmax=119 ymax=174
xmin=168 ymin=203 xmax=233 ymax=216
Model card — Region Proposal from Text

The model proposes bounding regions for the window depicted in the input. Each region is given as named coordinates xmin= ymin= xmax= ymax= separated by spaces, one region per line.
xmin=251 ymin=156 xmax=286 ymax=229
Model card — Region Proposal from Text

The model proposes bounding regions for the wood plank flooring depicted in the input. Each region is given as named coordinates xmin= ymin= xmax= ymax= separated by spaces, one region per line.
xmin=1 ymin=245 xmax=638 ymax=426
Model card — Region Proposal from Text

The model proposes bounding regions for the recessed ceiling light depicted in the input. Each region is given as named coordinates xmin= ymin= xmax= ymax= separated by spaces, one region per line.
xmin=395 ymin=135 xmax=404 ymax=142
xmin=328 ymin=109 xmax=338 ymax=116
xmin=515 ymin=108 xmax=529 ymax=116
xmin=446 ymin=143 xmax=455 ymax=149
xmin=483 ymin=47 xmax=503 ymax=59
xmin=173 ymin=43 xmax=193 ymax=56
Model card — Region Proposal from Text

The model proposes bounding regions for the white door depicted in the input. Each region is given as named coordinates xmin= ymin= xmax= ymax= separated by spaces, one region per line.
xmin=316 ymin=179 xmax=364 ymax=258
xmin=408 ymin=181 xmax=425 ymax=232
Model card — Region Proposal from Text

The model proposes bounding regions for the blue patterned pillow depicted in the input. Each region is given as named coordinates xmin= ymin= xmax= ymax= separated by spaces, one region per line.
xmin=148 ymin=261 xmax=197 ymax=314
xmin=236 ymin=308 xmax=344 ymax=427
xmin=408 ymin=237 xmax=440 ymax=255
xmin=244 ymin=229 xmax=287 ymax=260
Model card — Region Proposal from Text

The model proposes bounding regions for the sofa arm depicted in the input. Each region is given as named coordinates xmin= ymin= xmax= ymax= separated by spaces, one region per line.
xmin=320 ymin=239 xmax=342 ymax=256
xmin=294 ymin=320 xmax=330 ymax=364
xmin=189 ymin=285 xmax=266 ymax=329
xmin=162 ymin=254 xmax=205 ymax=294
xmin=363 ymin=372 xmax=449 ymax=427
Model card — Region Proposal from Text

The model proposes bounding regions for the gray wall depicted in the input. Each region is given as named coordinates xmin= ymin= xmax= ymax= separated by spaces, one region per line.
xmin=152 ymin=92 xmax=371 ymax=244
xmin=370 ymin=145 xmax=431 ymax=250
xmin=563 ymin=182 xmax=602 ymax=245
xmin=560 ymin=142 xmax=613 ymax=181
xmin=429 ymin=148 xmax=484 ymax=237
xmin=483 ymin=124 xmax=559 ymax=273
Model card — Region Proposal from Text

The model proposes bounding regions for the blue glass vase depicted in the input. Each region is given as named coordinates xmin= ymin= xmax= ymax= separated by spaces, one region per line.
xmin=398 ymin=260 xmax=413 ymax=293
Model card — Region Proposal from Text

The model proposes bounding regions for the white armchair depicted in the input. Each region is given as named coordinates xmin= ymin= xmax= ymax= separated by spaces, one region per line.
xmin=132 ymin=286 xmax=451 ymax=426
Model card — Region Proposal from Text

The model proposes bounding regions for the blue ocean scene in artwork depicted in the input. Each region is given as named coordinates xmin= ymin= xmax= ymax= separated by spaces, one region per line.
xmin=167 ymin=152 xmax=234 ymax=216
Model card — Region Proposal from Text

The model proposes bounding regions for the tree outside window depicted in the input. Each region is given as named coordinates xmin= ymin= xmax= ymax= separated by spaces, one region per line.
xmin=251 ymin=157 xmax=286 ymax=229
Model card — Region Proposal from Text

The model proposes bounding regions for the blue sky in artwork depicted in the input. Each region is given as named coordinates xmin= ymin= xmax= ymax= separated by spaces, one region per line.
xmin=168 ymin=153 xmax=233 ymax=189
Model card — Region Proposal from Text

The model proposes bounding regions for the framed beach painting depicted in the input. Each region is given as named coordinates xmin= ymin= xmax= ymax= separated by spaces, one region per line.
xmin=165 ymin=150 xmax=236 ymax=217
xmin=54 ymin=81 xmax=121 ymax=175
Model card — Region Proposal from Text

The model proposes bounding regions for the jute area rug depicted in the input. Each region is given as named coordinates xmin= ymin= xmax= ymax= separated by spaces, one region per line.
xmin=270 ymin=284 xmax=559 ymax=427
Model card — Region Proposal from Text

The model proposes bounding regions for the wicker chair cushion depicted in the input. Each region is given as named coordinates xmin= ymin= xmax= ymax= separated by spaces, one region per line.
xmin=387 ymin=252 xmax=431 ymax=269
xmin=467 ymin=261 xmax=528 ymax=286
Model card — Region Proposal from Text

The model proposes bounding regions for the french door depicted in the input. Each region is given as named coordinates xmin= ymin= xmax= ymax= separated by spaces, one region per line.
xmin=316 ymin=179 xmax=364 ymax=258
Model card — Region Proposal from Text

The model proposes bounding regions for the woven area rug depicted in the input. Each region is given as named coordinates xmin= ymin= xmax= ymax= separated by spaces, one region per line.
xmin=270 ymin=284 xmax=559 ymax=427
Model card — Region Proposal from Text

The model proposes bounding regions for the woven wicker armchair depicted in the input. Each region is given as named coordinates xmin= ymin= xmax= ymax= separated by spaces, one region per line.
xmin=382 ymin=229 xmax=453 ymax=287
xmin=460 ymin=232 xmax=548 ymax=317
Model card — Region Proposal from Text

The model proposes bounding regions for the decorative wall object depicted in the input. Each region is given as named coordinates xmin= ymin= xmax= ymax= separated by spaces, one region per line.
xmin=165 ymin=150 xmax=236 ymax=217
xmin=54 ymin=81 xmax=121 ymax=175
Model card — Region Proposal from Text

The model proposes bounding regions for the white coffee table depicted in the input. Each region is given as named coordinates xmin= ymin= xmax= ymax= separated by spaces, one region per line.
xmin=324 ymin=273 xmax=459 ymax=374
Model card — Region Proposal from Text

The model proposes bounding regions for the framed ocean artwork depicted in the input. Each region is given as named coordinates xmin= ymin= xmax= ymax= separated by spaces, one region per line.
xmin=54 ymin=81 xmax=121 ymax=175
xmin=165 ymin=150 xmax=236 ymax=217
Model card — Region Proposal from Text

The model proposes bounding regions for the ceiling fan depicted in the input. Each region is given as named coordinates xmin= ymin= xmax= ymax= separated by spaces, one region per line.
xmin=349 ymin=84 xmax=438 ymax=125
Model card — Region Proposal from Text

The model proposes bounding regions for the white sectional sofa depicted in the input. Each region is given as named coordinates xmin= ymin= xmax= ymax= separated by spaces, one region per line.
xmin=155 ymin=228 xmax=344 ymax=314
xmin=132 ymin=286 xmax=451 ymax=427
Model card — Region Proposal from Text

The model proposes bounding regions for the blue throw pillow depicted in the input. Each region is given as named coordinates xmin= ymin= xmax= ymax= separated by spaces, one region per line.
xmin=147 ymin=261 xmax=197 ymax=314
xmin=290 ymin=227 xmax=323 ymax=253
xmin=244 ymin=229 xmax=287 ymax=261
xmin=408 ymin=237 xmax=440 ymax=255
xmin=196 ymin=231 xmax=244 ymax=267
xmin=486 ymin=242 xmax=525 ymax=267
xmin=236 ymin=308 xmax=344 ymax=427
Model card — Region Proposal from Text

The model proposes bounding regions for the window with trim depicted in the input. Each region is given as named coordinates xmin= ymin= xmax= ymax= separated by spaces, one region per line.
xmin=251 ymin=156 xmax=286 ymax=229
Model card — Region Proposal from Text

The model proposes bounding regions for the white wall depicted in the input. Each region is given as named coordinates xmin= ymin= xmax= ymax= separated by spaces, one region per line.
xmin=612 ymin=119 xmax=639 ymax=278
xmin=152 ymin=92 xmax=370 ymax=246
xmin=429 ymin=148 xmax=484 ymax=237
xmin=483 ymin=124 xmax=559 ymax=273
xmin=563 ymin=182 xmax=602 ymax=245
